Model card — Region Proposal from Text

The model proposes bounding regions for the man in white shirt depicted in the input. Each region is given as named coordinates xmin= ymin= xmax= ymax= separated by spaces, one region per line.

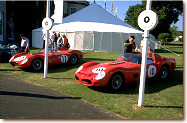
xmin=20 ymin=33 xmax=29 ymax=53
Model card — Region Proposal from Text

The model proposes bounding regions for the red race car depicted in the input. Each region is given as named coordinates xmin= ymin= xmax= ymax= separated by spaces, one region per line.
xmin=75 ymin=52 xmax=176 ymax=91
xmin=9 ymin=47 xmax=83 ymax=71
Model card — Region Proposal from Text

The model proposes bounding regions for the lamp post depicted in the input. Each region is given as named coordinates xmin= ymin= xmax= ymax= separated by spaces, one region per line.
xmin=42 ymin=0 xmax=53 ymax=78
xmin=137 ymin=0 xmax=158 ymax=107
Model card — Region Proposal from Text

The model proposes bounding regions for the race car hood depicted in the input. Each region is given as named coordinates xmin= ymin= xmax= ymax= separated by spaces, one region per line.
xmin=80 ymin=63 xmax=108 ymax=75
xmin=80 ymin=60 xmax=131 ymax=75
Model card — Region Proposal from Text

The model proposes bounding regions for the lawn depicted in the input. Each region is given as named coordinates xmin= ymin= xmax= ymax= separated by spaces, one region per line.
xmin=0 ymin=45 xmax=183 ymax=119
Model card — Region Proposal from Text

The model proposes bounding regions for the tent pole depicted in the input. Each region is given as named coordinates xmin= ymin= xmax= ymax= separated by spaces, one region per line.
xmin=120 ymin=32 xmax=123 ymax=53
xmin=92 ymin=31 xmax=94 ymax=52
xmin=105 ymin=0 xmax=106 ymax=11
xmin=111 ymin=32 xmax=112 ymax=52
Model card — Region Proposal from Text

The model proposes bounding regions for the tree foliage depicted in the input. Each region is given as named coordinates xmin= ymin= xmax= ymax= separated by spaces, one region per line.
xmin=6 ymin=1 xmax=47 ymax=42
xmin=158 ymin=33 xmax=173 ymax=45
xmin=124 ymin=0 xmax=183 ymax=38
xmin=169 ymin=25 xmax=181 ymax=39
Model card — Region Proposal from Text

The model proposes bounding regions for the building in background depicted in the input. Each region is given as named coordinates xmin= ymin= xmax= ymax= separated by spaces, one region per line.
xmin=0 ymin=1 xmax=6 ymax=43
xmin=0 ymin=0 xmax=89 ymax=44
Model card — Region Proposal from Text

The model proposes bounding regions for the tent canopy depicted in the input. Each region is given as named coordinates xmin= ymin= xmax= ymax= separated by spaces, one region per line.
xmin=50 ymin=3 xmax=143 ymax=33
xmin=32 ymin=3 xmax=157 ymax=52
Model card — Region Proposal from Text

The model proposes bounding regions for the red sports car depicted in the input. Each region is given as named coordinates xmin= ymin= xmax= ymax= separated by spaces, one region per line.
xmin=75 ymin=52 xmax=176 ymax=91
xmin=9 ymin=47 xmax=83 ymax=71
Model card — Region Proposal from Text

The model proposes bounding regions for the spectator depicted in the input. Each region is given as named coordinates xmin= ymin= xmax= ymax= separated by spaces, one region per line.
xmin=20 ymin=33 xmax=29 ymax=53
xmin=51 ymin=32 xmax=57 ymax=50
xmin=62 ymin=34 xmax=70 ymax=49
xmin=42 ymin=32 xmax=46 ymax=49
xmin=124 ymin=35 xmax=136 ymax=53
xmin=57 ymin=33 xmax=63 ymax=48
xmin=140 ymin=37 xmax=151 ymax=53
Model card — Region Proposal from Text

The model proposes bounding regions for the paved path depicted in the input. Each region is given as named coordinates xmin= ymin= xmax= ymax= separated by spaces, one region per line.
xmin=0 ymin=73 xmax=124 ymax=119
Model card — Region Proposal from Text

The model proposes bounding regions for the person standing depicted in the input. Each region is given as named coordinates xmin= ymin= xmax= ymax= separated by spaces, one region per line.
xmin=62 ymin=34 xmax=70 ymax=49
xmin=124 ymin=35 xmax=136 ymax=53
xmin=51 ymin=32 xmax=57 ymax=51
xmin=57 ymin=33 xmax=63 ymax=48
xmin=20 ymin=33 xmax=29 ymax=53
xmin=140 ymin=38 xmax=151 ymax=53
xmin=42 ymin=33 xmax=46 ymax=49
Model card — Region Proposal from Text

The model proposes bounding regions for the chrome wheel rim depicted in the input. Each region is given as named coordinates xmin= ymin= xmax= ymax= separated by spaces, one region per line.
xmin=33 ymin=60 xmax=42 ymax=71
xmin=111 ymin=75 xmax=122 ymax=90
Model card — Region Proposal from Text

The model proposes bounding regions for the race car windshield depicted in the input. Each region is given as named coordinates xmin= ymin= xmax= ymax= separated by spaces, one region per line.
xmin=118 ymin=53 xmax=141 ymax=63
xmin=118 ymin=53 xmax=154 ymax=64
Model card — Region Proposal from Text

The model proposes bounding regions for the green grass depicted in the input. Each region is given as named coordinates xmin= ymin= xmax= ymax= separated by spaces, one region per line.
xmin=0 ymin=45 xmax=183 ymax=119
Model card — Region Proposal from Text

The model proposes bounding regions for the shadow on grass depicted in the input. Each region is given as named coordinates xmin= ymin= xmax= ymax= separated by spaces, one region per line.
xmin=47 ymin=77 xmax=73 ymax=80
xmin=89 ymin=70 xmax=183 ymax=94
xmin=0 ymin=91 xmax=81 ymax=100
xmin=23 ymin=63 xmax=82 ymax=74
xmin=144 ymin=105 xmax=183 ymax=109
xmin=0 ymin=69 xmax=21 ymax=71
xmin=154 ymin=49 xmax=183 ymax=55
xmin=82 ymin=58 xmax=112 ymax=63
xmin=24 ymin=58 xmax=112 ymax=73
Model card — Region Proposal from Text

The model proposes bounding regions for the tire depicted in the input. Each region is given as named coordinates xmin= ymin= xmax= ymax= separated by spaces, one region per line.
xmin=31 ymin=59 xmax=43 ymax=71
xmin=159 ymin=65 xmax=169 ymax=80
xmin=108 ymin=73 xmax=124 ymax=91
xmin=70 ymin=54 xmax=78 ymax=65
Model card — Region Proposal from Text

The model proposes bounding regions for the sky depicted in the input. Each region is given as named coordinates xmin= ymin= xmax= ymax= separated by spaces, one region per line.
xmin=87 ymin=0 xmax=183 ymax=31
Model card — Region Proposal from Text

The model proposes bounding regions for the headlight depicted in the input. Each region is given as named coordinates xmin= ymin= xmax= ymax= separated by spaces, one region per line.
xmin=75 ymin=66 xmax=83 ymax=73
xmin=21 ymin=58 xmax=28 ymax=65
xmin=95 ymin=71 xmax=106 ymax=80
xmin=9 ymin=56 xmax=14 ymax=62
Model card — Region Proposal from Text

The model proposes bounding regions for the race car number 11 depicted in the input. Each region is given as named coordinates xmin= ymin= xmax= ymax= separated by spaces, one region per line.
xmin=61 ymin=55 xmax=68 ymax=63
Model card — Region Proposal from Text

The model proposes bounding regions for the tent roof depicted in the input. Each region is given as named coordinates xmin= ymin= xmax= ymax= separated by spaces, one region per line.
xmin=34 ymin=3 xmax=143 ymax=33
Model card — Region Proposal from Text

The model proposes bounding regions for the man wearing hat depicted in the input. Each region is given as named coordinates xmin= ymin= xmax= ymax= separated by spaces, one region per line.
xmin=20 ymin=33 xmax=29 ymax=53
xmin=124 ymin=35 xmax=136 ymax=53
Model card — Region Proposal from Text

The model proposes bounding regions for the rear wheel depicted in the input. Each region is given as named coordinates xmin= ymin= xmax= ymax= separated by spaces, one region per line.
xmin=159 ymin=65 xmax=169 ymax=80
xmin=70 ymin=54 xmax=78 ymax=65
xmin=31 ymin=59 xmax=43 ymax=71
xmin=108 ymin=73 xmax=124 ymax=91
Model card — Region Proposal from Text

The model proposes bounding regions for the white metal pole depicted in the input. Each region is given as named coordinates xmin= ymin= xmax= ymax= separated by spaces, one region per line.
xmin=138 ymin=30 xmax=149 ymax=107
xmin=138 ymin=0 xmax=152 ymax=107
xmin=44 ymin=0 xmax=50 ymax=78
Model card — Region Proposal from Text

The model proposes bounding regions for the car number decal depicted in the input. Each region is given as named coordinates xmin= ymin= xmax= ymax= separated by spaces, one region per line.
xmin=148 ymin=65 xmax=156 ymax=78
xmin=61 ymin=55 xmax=68 ymax=63
xmin=14 ymin=56 xmax=26 ymax=61
xmin=92 ymin=67 xmax=106 ymax=73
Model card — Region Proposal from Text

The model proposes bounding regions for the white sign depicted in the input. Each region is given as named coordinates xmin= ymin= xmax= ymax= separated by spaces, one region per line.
xmin=42 ymin=17 xmax=53 ymax=30
xmin=138 ymin=10 xmax=158 ymax=31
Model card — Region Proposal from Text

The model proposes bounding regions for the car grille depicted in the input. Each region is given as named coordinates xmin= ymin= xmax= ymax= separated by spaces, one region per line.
xmin=10 ymin=62 xmax=19 ymax=67
xmin=82 ymin=79 xmax=92 ymax=84
xmin=75 ymin=75 xmax=92 ymax=85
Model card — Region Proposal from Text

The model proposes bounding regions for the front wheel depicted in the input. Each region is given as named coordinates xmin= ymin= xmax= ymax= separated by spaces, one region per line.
xmin=70 ymin=54 xmax=78 ymax=65
xmin=31 ymin=59 xmax=43 ymax=71
xmin=107 ymin=73 xmax=124 ymax=91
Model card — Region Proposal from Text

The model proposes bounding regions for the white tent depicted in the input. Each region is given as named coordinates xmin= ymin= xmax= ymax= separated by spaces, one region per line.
xmin=32 ymin=3 xmax=157 ymax=52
